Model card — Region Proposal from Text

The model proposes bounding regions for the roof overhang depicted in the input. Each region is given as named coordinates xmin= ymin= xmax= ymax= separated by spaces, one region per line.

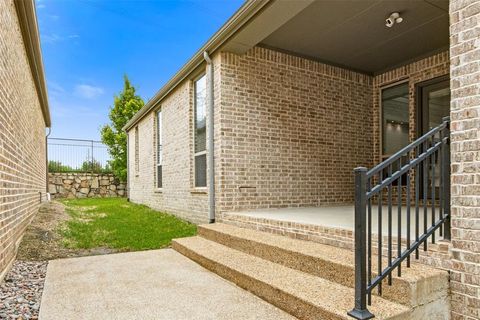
xmin=260 ymin=0 xmax=449 ymax=75
xmin=123 ymin=0 xmax=313 ymax=131
xmin=124 ymin=0 xmax=449 ymax=131
xmin=14 ymin=0 xmax=51 ymax=127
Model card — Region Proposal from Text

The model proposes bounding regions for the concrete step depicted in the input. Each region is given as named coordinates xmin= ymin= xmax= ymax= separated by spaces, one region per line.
xmin=172 ymin=236 xmax=410 ymax=320
xmin=198 ymin=223 xmax=449 ymax=310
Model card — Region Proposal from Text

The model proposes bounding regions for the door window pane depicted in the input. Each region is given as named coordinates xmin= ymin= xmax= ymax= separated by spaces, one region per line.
xmin=382 ymin=83 xmax=409 ymax=156
xmin=428 ymin=87 xmax=450 ymax=130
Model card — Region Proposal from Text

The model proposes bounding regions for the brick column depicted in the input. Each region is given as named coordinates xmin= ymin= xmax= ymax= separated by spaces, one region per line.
xmin=449 ymin=1 xmax=480 ymax=319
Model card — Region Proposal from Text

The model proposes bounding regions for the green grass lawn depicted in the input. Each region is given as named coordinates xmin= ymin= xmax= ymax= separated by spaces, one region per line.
xmin=60 ymin=198 xmax=197 ymax=251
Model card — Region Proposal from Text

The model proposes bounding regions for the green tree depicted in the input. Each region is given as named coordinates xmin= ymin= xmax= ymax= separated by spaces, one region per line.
xmin=48 ymin=160 xmax=73 ymax=172
xmin=101 ymin=76 xmax=144 ymax=181
xmin=80 ymin=159 xmax=103 ymax=173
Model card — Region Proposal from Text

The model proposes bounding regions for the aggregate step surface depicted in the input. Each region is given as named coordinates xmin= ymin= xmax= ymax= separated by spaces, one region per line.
xmin=172 ymin=236 xmax=410 ymax=320
xmin=198 ymin=223 xmax=449 ymax=308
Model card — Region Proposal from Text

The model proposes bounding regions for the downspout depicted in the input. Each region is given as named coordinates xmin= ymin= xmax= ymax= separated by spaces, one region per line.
xmin=126 ymin=132 xmax=130 ymax=202
xmin=204 ymin=51 xmax=215 ymax=223
xmin=45 ymin=127 xmax=51 ymax=202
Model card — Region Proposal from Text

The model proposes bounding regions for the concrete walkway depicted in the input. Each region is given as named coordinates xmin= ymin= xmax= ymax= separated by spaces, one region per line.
xmin=39 ymin=249 xmax=294 ymax=320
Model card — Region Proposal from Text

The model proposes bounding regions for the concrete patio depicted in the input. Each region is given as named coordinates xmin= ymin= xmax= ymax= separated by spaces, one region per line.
xmin=230 ymin=205 xmax=445 ymax=239
xmin=39 ymin=249 xmax=294 ymax=320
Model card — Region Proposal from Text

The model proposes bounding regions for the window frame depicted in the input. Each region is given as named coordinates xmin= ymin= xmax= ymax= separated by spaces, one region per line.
xmin=379 ymin=79 xmax=410 ymax=160
xmin=134 ymin=126 xmax=139 ymax=176
xmin=379 ymin=80 xmax=410 ymax=186
xmin=156 ymin=109 xmax=163 ymax=190
xmin=193 ymin=73 xmax=207 ymax=189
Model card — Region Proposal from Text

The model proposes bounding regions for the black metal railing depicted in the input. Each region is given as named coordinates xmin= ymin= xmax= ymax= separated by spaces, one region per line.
xmin=348 ymin=117 xmax=451 ymax=319
xmin=48 ymin=138 xmax=112 ymax=173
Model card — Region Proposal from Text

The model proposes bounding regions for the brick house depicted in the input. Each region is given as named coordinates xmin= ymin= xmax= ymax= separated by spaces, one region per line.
xmin=0 ymin=0 xmax=50 ymax=280
xmin=125 ymin=1 xmax=479 ymax=319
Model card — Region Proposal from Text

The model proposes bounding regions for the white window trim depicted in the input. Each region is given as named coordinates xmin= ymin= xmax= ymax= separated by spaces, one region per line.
xmin=156 ymin=110 xmax=163 ymax=190
xmin=134 ymin=126 xmax=139 ymax=176
xmin=193 ymin=74 xmax=207 ymax=189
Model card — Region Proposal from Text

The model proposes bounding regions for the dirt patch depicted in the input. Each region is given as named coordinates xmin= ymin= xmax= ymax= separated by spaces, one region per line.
xmin=16 ymin=201 xmax=117 ymax=261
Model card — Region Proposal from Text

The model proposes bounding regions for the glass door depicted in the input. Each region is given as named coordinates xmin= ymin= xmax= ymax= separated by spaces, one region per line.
xmin=418 ymin=77 xmax=450 ymax=199
xmin=420 ymin=78 xmax=450 ymax=135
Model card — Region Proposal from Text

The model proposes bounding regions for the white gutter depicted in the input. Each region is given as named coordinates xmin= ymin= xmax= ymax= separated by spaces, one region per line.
xmin=203 ymin=51 xmax=215 ymax=223
xmin=15 ymin=0 xmax=51 ymax=127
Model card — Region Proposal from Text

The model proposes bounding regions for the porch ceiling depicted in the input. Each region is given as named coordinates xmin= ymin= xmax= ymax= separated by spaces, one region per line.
xmin=259 ymin=0 xmax=449 ymax=74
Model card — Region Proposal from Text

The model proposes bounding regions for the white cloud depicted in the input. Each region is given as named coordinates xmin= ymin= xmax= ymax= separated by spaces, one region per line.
xmin=74 ymin=84 xmax=104 ymax=99
xmin=47 ymin=81 xmax=65 ymax=97
xmin=42 ymin=33 xmax=80 ymax=44
xmin=42 ymin=33 xmax=61 ymax=44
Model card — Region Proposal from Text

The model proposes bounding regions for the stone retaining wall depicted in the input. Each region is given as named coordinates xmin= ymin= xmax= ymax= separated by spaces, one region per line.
xmin=48 ymin=173 xmax=126 ymax=198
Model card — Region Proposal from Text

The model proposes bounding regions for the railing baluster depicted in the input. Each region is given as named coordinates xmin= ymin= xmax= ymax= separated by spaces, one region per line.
xmin=397 ymin=158 xmax=402 ymax=277
xmin=431 ymin=147 xmax=436 ymax=244
xmin=378 ymin=172 xmax=383 ymax=296
xmin=388 ymin=165 xmax=392 ymax=285
xmin=439 ymin=129 xmax=444 ymax=237
xmin=406 ymin=158 xmax=411 ymax=267
xmin=415 ymin=145 xmax=420 ymax=260
xmin=367 ymin=178 xmax=372 ymax=306
xmin=423 ymin=140 xmax=428 ymax=252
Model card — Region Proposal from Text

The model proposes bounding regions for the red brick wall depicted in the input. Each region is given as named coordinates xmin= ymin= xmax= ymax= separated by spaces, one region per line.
xmin=217 ymin=47 xmax=374 ymax=213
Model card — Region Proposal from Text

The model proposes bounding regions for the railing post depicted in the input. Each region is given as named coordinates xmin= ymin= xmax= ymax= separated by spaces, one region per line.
xmin=442 ymin=117 xmax=451 ymax=240
xmin=348 ymin=167 xmax=374 ymax=320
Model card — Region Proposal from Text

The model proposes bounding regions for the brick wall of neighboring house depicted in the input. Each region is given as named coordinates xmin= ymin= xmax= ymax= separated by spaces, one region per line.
xmin=216 ymin=46 xmax=374 ymax=213
xmin=0 ymin=0 xmax=47 ymax=278
xmin=449 ymin=1 xmax=480 ymax=319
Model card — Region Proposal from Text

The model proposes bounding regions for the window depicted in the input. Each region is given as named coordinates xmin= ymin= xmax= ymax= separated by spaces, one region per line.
xmin=381 ymin=83 xmax=409 ymax=157
xmin=194 ymin=75 xmax=207 ymax=187
xmin=381 ymin=82 xmax=409 ymax=185
xmin=156 ymin=110 xmax=163 ymax=188
xmin=134 ymin=126 xmax=139 ymax=174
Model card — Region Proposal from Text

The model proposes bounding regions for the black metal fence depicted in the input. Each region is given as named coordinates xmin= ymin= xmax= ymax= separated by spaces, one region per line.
xmin=348 ymin=117 xmax=451 ymax=319
xmin=47 ymin=138 xmax=112 ymax=173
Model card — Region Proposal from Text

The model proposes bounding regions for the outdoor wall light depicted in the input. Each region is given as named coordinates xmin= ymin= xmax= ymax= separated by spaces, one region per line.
xmin=385 ymin=12 xmax=403 ymax=28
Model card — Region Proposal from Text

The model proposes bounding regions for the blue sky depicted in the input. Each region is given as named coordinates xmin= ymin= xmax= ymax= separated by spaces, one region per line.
xmin=37 ymin=0 xmax=244 ymax=140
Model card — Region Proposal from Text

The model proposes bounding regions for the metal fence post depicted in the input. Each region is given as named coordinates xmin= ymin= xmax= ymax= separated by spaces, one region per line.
xmin=91 ymin=140 xmax=94 ymax=172
xmin=348 ymin=167 xmax=374 ymax=320
xmin=442 ymin=117 xmax=451 ymax=240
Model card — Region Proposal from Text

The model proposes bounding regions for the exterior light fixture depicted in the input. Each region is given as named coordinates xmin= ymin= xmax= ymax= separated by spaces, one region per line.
xmin=385 ymin=12 xmax=403 ymax=28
